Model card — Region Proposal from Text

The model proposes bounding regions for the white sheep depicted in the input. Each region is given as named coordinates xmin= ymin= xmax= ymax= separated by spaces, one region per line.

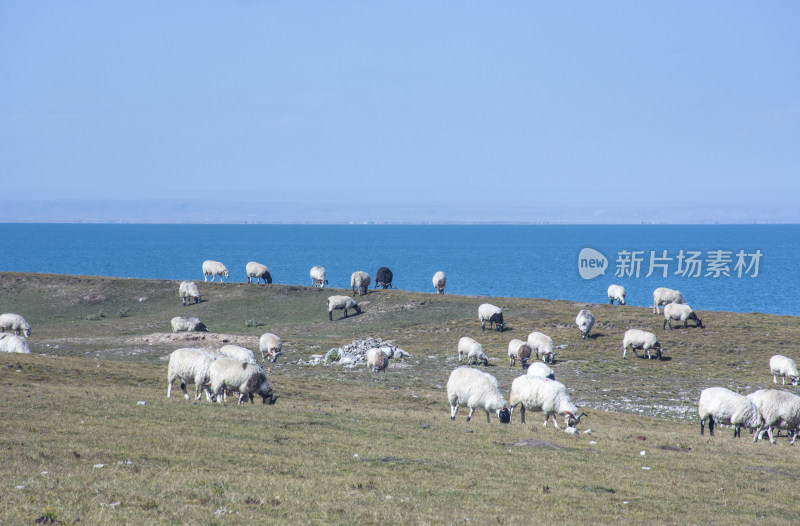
xmin=478 ymin=303 xmax=505 ymax=332
xmin=0 ymin=333 xmax=31 ymax=354
xmin=170 ymin=316 xmax=208 ymax=333
xmin=208 ymin=358 xmax=276 ymax=404
xmin=458 ymin=336 xmax=488 ymax=366
xmin=526 ymin=362 xmax=555 ymax=380
xmin=245 ymin=261 xmax=272 ymax=284
xmin=622 ymin=329 xmax=662 ymax=360
xmin=202 ymin=260 xmax=229 ymax=282
xmin=575 ymin=309 xmax=595 ymax=340
xmin=663 ymin=303 xmax=703 ymax=330
xmin=769 ymin=355 xmax=799 ymax=386
xmin=607 ymin=284 xmax=626 ymax=305
xmin=310 ymin=266 xmax=328 ymax=288
xmin=350 ymin=271 xmax=371 ymax=296
xmin=179 ymin=281 xmax=201 ymax=306
xmin=219 ymin=344 xmax=258 ymax=365
xmin=166 ymin=348 xmax=215 ymax=401
xmin=0 ymin=313 xmax=31 ymax=337
xmin=446 ymin=366 xmax=510 ymax=423
xmin=432 ymin=271 xmax=446 ymax=294
xmin=507 ymin=339 xmax=532 ymax=369
xmin=367 ymin=347 xmax=390 ymax=372
xmin=509 ymin=376 xmax=584 ymax=428
xmin=652 ymin=287 xmax=685 ymax=314
xmin=327 ymin=295 xmax=361 ymax=320
xmin=527 ymin=332 xmax=555 ymax=364
xmin=748 ymin=389 xmax=800 ymax=444
xmin=259 ymin=333 xmax=283 ymax=363
xmin=698 ymin=387 xmax=762 ymax=438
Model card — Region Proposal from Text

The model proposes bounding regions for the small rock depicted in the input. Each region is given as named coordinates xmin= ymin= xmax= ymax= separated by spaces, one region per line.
xmin=136 ymin=401 xmax=148 ymax=405
xmin=582 ymin=429 xmax=592 ymax=434
xmin=640 ymin=451 xmax=646 ymax=456
xmin=93 ymin=464 xmax=105 ymax=469
xmin=564 ymin=427 xmax=578 ymax=435
xmin=15 ymin=485 xmax=24 ymax=490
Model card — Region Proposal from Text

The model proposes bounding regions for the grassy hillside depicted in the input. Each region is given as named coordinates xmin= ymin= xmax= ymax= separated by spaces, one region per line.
xmin=1 ymin=272 xmax=799 ymax=524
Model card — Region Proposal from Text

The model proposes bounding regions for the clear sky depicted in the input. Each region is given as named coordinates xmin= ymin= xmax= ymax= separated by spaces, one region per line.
xmin=1 ymin=2 xmax=798 ymax=222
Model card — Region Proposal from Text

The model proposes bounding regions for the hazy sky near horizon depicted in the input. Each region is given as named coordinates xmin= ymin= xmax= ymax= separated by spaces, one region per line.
xmin=1 ymin=2 xmax=798 ymax=220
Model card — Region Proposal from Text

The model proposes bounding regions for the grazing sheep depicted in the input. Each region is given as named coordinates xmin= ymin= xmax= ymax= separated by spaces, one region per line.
xmin=446 ymin=366 xmax=510 ymax=423
xmin=622 ymin=329 xmax=662 ymax=360
xmin=259 ymin=333 xmax=283 ymax=363
xmin=219 ymin=344 xmax=258 ymax=365
xmin=652 ymin=287 xmax=685 ymax=314
xmin=698 ymin=386 xmax=763 ymax=438
xmin=350 ymin=271 xmax=371 ymax=296
xmin=526 ymin=362 xmax=555 ymax=380
xmin=202 ymin=260 xmax=229 ymax=282
xmin=179 ymin=281 xmax=201 ymax=306
xmin=507 ymin=339 xmax=532 ymax=369
xmin=748 ymin=389 xmax=800 ymax=444
xmin=527 ymin=332 xmax=555 ymax=364
xmin=375 ymin=266 xmax=393 ymax=289
xmin=458 ymin=336 xmax=489 ymax=366
xmin=769 ymin=355 xmax=799 ymax=386
xmin=0 ymin=333 xmax=31 ymax=354
xmin=327 ymin=295 xmax=361 ymax=321
xmin=575 ymin=309 xmax=595 ymax=340
xmin=171 ymin=316 xmax=208 ymax=333
xmin=663 ymin=303 xmax=703 ymax=330
xmin=246 ymin=261 xmax=272 ymax=285
xmin=209 ymin=358 xmax=276 ymax=404
xmin=432 ymin=271 xmax=446 ymax=294
xmin=367 ymin=347 xmax=390 ymax=372
xmin=509 ymin=376 xmax=585 ymax=428
xmin=310 ymin=266 xmax=329 ymax=288
xmin=607 ymin=284 xmax=626 ymax=305
xmin=167 ymin=348 xmax=215 ymax=401
xmin=478 ymin=303 xmax=505 ymax=332
xmin=0 ymin=313 xmax=31 ymax=337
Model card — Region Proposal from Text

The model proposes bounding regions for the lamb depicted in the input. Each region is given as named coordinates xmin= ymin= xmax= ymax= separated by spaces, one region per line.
xmin=769 ymin=355 xmax=799 ymax=386
xmin=607 ymin=284 xmax=626 ymax=305
xmin=432 ymin=271 xmax=446 ymax=294
xmin=458 ymin=336 xmax=488 ymax=366
xmin=310 ymin=266 xmax=329 ymax=288
xmin=171 ymin=316 xmax=208 ymax=332
xmin=446 ymin=366 xmax=510 ymax=423
xmin=527 ymin=332 xmax=555 ymax=364
xmin=575 ymin=309 xmax=595 ymax=340
xmin=698 ymin=386 xmax=762 ymax=438
xmin=622 ymin=329 xmax=662 ymax=360
xmin=663 ymin=303 xmax=703 ymax=330
xmin=179 ymin=281 xmax=201 ymax=306
xmin=748 ymin=389 xmax=800 ymax=444
xmin=0 ymin=333 xmax=31 ymax=354
xmin=245 ymin=261 xmax=272 ymax=285
xmin=208 ymin=358 xmax=276 ymax=404
xmin=507 ymin=339 xmax=532 ymax=369
xmin=219 ymin=344 xmax=258 ymax=365
xmin=526 ymin=362 xmax=555 ymax=380
xmin=652 ymin=287 xmax=685 ymax=314
xmin=375 ymin=267 xmax=393 ymax=289
xmin=0 ymin=313 xmax=31 ymax=337
xmin=259 ymin=333 xmax=283 ymax=363
xmin=327 ymin=295 xmax=361 ymax=320
xmin=166 ymin=347 xmax=215 ymax=401
xmin=202 ymin=260 xmax=229 ymax=282
xmin=509 ymin=376 xmax=585 ymax=428
xmin=367 ymin=347 xmax=390 ymax=372
xmin=351 ymin=271 xmax=371 ymax=296
xmin=478 ymin=303 xmax=505 ymax=332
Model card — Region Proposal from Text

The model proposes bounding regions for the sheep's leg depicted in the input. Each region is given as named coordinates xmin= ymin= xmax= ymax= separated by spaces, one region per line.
xmin=733 ymin=426 xmax=741 ymax=438
xmin=708 ymin=416 xmax=715 ymax=436
xmin=520 ymin=406 xmax=526 ymax=425
xmin=700 ymin=418 xmax=705 ymax=435
xmin=485 ymin=411 xmax=491 ymax=424
xmin=178 ymin=380 xmax=190 ymax=400
xmin=167 ymin=378 xmax=174 ymax=398
xmin=767 ymin=426 xmax=776 ymax=444
xmin=551 ymin=413 xmax=560 ymax=429
xmin=466 ymin=407 xmax=475 ymax=422
xmin=450 ymin=403 xmax=458 ymax=420
xmin=774 ymin=375 xmax=778 ymax=384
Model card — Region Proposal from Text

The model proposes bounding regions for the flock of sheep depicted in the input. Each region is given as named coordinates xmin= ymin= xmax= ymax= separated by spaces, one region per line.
xmin=3 ymin=261 xmax=798 ymax=444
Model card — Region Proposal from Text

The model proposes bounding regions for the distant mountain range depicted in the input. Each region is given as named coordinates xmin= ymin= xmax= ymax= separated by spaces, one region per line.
xmin=0 ymin=200 xmax=796 ymax=224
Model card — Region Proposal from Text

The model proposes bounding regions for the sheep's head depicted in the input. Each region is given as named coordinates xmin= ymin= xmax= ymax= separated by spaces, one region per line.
xmin=497 ymin=407 xmax=511 ymax=424
xmin=223 ymin=270 xmax=230 ymax=278
xmin=269 ymin=350 xmax=281 ymax=363
xmin=564 ymin=411 xmax=586 ymax=427
xmin=494 ymin=322 xmax=505 ymax=332
xmin=354 ymin=305 xmax=362 ymax=315
xmin=792 ymin=376 xmax=800 ymax=386
xmin=482 ymin=357 xmax=489 ymax=366
xmin=24 ymin=328 xmax=31 ymax=337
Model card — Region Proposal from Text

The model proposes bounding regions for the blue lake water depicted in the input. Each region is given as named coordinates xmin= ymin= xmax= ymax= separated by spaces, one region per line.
xmin=0 ymin=224 xmax=796 ymax=316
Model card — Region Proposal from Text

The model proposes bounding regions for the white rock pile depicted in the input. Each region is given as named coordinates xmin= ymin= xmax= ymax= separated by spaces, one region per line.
xmin=304 ymin=338 xmax=410 ymax=367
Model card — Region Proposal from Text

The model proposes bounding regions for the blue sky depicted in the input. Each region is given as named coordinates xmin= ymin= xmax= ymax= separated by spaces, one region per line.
xmin=1 ymin=2 xmax=798 ymax=222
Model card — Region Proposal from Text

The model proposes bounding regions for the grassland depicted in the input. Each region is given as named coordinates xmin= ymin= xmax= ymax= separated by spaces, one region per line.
xmin=1 ymin=272 xmax=799 ymax=525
